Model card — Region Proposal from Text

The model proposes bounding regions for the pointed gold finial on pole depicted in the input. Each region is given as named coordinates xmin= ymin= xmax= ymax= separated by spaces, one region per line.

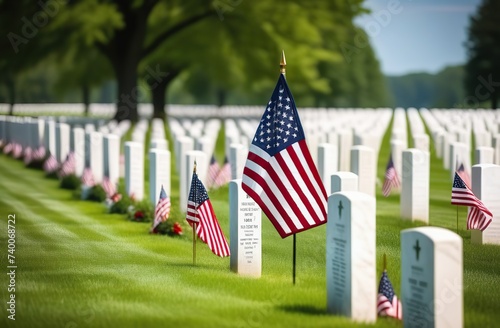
xmin=280 ymin=50 xmax=286 ymax=75
xmin=193 ymin=160 xmax=197 ymax=173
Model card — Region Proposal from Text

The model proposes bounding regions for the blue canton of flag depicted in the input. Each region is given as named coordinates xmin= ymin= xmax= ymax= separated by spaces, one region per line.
xmin=252 ymin=76 xmax=303 ymax=155
xmin=377 ymin=270 xmax=402 ymax=319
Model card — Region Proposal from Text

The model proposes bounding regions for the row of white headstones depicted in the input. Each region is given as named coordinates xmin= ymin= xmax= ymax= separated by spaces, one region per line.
xmin=2 ymin=107 xmax=500 ymax=326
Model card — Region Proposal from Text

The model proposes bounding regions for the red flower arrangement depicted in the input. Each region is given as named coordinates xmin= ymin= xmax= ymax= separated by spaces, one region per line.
xmin=172 ymin=222 xmax=183 ymax=235
xmin=133 ymin=210 xmax=144 ymax=221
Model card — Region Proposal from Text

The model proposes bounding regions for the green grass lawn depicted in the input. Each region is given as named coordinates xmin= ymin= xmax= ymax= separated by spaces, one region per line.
xmin=1 ymin=118 xmax=500 ymax=327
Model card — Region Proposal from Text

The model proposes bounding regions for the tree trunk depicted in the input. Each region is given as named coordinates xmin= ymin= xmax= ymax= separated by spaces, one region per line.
xmin=113 ymin=60 xmax=140 ymax=123
xmin=216 ymin=88 xmax=226 ymax=107
xmin=150 ymin=70 xmax=179 ymax=120
xmin=83 ymin=84 xmax=90 ymax=116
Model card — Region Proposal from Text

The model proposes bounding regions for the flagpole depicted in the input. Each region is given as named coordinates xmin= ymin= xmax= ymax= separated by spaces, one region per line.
xmin=292 ymin=233 xmax=296 ymax=285
xmin=456 ymin=205 xmax=459 ymax=234
xmin=193 ymin=161 xmax=197 ymax=266
xmin=281 ymin=50 xmax=297 ymax=285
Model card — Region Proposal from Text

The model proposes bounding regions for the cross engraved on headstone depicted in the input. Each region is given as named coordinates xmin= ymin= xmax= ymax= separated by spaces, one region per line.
xmin=338 ymin=200 xmax=343 ymax=219
xmin=414 ymin=239 xmax=421 ymax=261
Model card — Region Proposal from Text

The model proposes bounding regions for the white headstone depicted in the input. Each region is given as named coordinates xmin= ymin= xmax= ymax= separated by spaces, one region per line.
xmin=229 ymin=143 xmax=248 ymax=180
xmin=72 ymin=128 xmax=85 ymax=177
xmin=474 ymin=146 xmax=494 ymax=165
xmin=493 ymin=134 xmax=500 ymax=165
xmin=326 ymin=191 xmax=376 ymax=323
xmin=149 ymin=149 xmax=171 ymax=205
xmin=390 ymin=139 xmax=404 ymax=181
xmin=401 ymin=227 xmax=463 ymax=328
xmin=44 ymin=120 xmax=56 ymax=156
xmin=331 ymin=172 xmax=358 ymax=194
xmin=413 ymin=133 xmax=429 ymax=153
xmin=401 ymin=149 xmax=430 ymax=223
xmin=442 ymin=133 xmax=457 ymax=170
xmin=450 ymin=142 xmax=469 ymax=180
xmin=318 ymin=143 xmax=338 ymax=193
xmin=229 ymin=180 xmax=262 ymax=277
xmin=56 ymin=123 xmax=70 ymax=163
xmin=103 ymin=134 xmax=120 ymax=184
xmin=90 ymin=132 xmax=104 ymax=184
xmin=350 ymin=146 xmax=375 ymax=197
xmin=125 ymin=142 xmax=144 ymax=201
xmin=150 ymin=138 xmax=168 ymax=150
xmin=178 ymin=136 xmax=194 ymax=210
xmin=338 ymin=130 xmax=353 ymax=171
xmin=471 ymin=164 xmax=500 ymax=245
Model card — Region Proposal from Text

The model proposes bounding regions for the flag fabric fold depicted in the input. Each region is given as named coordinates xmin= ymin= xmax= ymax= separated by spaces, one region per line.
xmin=81 ymin=167 xmax=95 ymax=187
xmin=241 ymin=73 xmax=327 ymax=238
xmin=207 ymin=155 xmax=220 ymax=189
xmin=456 ymin=162 xmax=471 ymax=189
xmin=451 ymin=172 xmax=492 ymax=231
xmin=151 ymin=185 xmax=171 ymax=232
xmin=382 ymin=153 xmax=400 ymax=197
xmin=43 ymin=155 xmax=59 ymax=174
xmin=101 ymin=176 xmax=117 ymax=199
xmin=213 ymin=156 xmax=231 ymax=188
xmin=186 ymin=170 xmax=230 ymax=257
xmin=59 ymin=152 xmax=76 ymax=178
xmin=377 ymin=270 xmax=402 ymax=320
xmin=23 ymin=147 xmax=33 ymax=165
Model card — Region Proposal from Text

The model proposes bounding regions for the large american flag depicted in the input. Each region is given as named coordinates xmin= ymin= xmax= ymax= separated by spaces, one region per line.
xmin=451 ymin=172 xmax=492 ymax=231
xmin=151 ymin=185 xmax=171 ymax=232
xmin=186 ymin=170 xmax=230 ymax=257
xmin=241 ymin=74 xmax=327 ymax=238
xmin=377 ymin=270 xmax=402 ymax=320
xmin=382 ymin=153 xmax=400 ymax=197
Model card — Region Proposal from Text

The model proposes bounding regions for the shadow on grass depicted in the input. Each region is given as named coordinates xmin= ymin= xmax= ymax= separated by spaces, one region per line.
xmin=278 ymin=304 xmax=327 ymax=316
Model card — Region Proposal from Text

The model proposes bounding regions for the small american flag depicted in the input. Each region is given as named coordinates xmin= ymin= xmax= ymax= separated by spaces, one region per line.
xmin=59 ymin=152 xmax=76 ymax=178
xmin=382 ymin=153 xmax=400 ymax=197
xmin=33 ymin=146 xmax=46 ymax=161
xmin=457 ymin=162 xmax=471 ymax=188
xmin=43 ymin=155 xmax=59 ymax=173
xmin=377 ymin=270 xmax=402 ymax=320
xmin=81 ymin=167 xmax=95 ymax=187
xmin=207 ymin=155 xmax=220 ymax=189
xmin=151 ymin=185 xmax=171 ymax=232
xmin=242 ymin=74 xmax=327 ymax=238
xmin=3 ymin=143 xmax=13 ymax=154
xmin=213 ymin=156 xmax=231 ymax=188
xmin=23 ymin=147 xmax=33 ymax=165
xmin=12 ymin=143 xmax=23 ymax=159
xmin=452 ymin=172 xmax=492 ymax=231
xmin=186 ymin=169 xmax=230 ymax=257
xmin=101 ymin=176 xmax=116 ymax=199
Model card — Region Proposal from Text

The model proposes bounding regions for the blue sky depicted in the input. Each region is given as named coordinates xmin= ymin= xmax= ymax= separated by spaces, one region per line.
xmin=355 ymin=0 xmax=482 ymax=75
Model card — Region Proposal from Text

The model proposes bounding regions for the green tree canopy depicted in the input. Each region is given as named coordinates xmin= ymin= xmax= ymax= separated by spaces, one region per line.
xmin=465 ymin=0 xmax=500 ymax=109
